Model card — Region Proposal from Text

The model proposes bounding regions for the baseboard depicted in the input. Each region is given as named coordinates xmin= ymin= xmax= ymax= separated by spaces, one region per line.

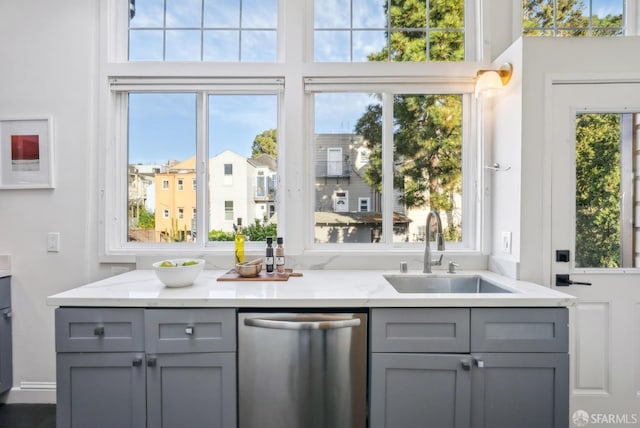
xmin=3 ymin=382 xmax=56 ymax=404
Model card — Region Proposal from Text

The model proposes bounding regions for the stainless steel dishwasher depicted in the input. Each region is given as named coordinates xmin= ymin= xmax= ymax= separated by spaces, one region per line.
xmin=238 ymin=311 xmax=367 ymax=428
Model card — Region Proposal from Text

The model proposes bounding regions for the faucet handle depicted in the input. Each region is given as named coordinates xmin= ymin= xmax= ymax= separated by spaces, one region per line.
xmin=433 ymin=253 xmax=444 ymax=266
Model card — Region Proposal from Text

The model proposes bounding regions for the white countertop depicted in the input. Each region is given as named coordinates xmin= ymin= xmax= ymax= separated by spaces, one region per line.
xmin=0 ymin=271 xmax=9 ymax=279
xmin=46 ymin=269 xmax=575 ymax=308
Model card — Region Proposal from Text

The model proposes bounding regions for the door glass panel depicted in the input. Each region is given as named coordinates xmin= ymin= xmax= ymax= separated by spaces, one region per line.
xmin=574 ymin=113 xmax=637 ymax=268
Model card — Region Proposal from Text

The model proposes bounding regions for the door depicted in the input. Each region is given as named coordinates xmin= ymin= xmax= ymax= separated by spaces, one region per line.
xmin=146 ymin=353 xmax=236 ymax=428
xmin=471 ymin=353 xmax=569 ymax=428
xmin=56 ymin=353 xmax=146 ymax=428
xmin=327 ymin=147 xmax=343 ymax=176
xmin=370 ymin=353 xmax=471 ymax=428
xmin=549 ymin=81 xmax=640 ymax=419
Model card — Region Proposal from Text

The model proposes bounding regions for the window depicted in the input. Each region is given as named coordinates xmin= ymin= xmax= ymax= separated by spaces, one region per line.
xmin=523 ymin=0 xmax=625 ymax=36
xmin=359 ymin=197 xmax=371 ymax=212
xmin=311 ymin=90 xmax=471 ymax=246
xmin=105 ymin=0 xmax=479 ymax=257
xmin=128 ymin=0 xmax=278 ymax=61
xmin=178 ymin=207 xmax=184 ymax=219
xmin=224 ymin=200 xmax=234 ymax=221
xmin=314 ymin=0 xmax=466 ymax=61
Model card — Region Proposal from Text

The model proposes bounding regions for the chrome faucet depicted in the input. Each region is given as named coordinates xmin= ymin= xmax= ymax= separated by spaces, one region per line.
xmin=423 ymin=211 xmax=445 ymax=273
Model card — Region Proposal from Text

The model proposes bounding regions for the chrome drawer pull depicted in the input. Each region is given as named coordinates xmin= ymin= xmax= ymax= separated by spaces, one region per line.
xmin=185 ymin=326 xmax=194 ymax=335
xmin=94 ymin=326 xmax=105 ymax=336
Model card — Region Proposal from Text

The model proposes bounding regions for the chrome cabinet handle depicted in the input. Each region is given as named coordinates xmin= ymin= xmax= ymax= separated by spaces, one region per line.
xmin=185 ymin=326 xmax=194 ymax=335
xmin=475 ymin=358 xmax=485 ymax=368
xmin=94 ymin=326 xmax=105 ymax=336
xmin=460 ymin=360 xmax=471 ymax=371
xmin=245 ymin=315 xmax=361 ymax=330
xmin=2 ymin=310 xmax=11 ymax=319
xmin=147 ymin=357 xmax=157 ymax=367
xmin=132 ymin=358 xmax=143 ymax=367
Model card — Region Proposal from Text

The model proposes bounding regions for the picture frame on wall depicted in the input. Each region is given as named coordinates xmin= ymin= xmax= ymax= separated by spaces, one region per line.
xmin=0 ymin=116 xmax=54 ymax=189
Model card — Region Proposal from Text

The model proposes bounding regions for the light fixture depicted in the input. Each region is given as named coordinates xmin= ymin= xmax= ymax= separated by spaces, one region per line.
xmin=474 ymin=63 xmax=513 ymax=99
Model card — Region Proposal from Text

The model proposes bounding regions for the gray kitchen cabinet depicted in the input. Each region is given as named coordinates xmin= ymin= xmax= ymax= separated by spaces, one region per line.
xmin=55 ymin=307 xmax=236 ymax=428
xmin=0 ymin=276 xmax=11 ymax=395
xmin=370 ymin=307 xmax=569 ymax=428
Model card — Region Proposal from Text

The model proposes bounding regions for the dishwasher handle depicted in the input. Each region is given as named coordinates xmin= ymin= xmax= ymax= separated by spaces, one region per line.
xmin=244 ymin=315 xmax=361 ymax=330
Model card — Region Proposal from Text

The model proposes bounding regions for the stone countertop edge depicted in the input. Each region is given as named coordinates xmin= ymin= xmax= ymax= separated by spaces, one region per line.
xmin=46 ymin=269 xmax=576 ymax=308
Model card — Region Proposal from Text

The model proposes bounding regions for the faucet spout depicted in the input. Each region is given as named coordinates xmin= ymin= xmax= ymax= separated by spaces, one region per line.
xmin=423 ymin=210 xmax=445 ymax=273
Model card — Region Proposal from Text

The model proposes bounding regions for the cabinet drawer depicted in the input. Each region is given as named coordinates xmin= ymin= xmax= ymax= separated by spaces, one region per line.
xmin=55 ymin=308 xmax=144 ymax=353
xmin=471 ymin=308 xmax=568 ymax=353
xmin=145 ymin=308 xmax=236 ymax=353
xmin=371 ymin=308 xmax=470 ymax=353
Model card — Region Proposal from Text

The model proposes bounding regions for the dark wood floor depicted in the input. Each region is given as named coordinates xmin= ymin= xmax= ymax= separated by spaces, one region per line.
xmin=0 ymin=404 xmax=55 ymax=428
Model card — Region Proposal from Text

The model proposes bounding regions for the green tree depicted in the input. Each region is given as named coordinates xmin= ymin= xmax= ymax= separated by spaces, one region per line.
xmin=522 ymin=0 xmax=588 ymax=36
xmin=575 ymin=114 xmax=621 ymax=268
xmin=137 ymin=209 xmax=155 ymax=228
xmin=208 ymin=230 xmax=234 ymax=241
xmin=355 ymin=0 xmax=464 ymax=241
xmin=251 ymin=129 xmax=277 ymax=158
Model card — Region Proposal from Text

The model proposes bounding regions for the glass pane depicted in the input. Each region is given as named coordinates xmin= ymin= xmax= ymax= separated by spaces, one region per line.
xmin=203 ymin=30 xmax=239 ymax=61
xmin=165 ymin=30 xmax=202 ymax=60
xmin=129 ymin=30 xmax=164 ymax=61
xmin=315 ymin=31 xmax=351 ymax=61
xmin=242 ymin=0 xmax=278 ymax=28
xmin=127 ymin=93 xmax=197 ymax=243
xmin=388 ymin=30 xmax=426 ymax=62
xmin=429 ymin=0 xmax=463 ymax=28
xmin=241 ymin=31 xmax=277 ymax=62
xmin=429 ymin=31 xmax=464 ymax=61
xmin=166 ymin=0 xmax=202 ymax=27
xmin=208 ymin=95 xmax=278 ymax=242
xmin=314 ymin=93 xmax=383 ymax=244
xmin=353 ymin=31 xmax=387 ymax=61
xmin=204 ymin=0 xmax=240 ymax=27
xmin=392 ymin=94 xmax=463 ymax=243
xmin=130 ymin=0 xmax=164 ymax=28
xmin=315 ymin=0 xmax=351 ymax=29
xmin=353 ymin=0 xmax=386 ymax=28
xmin=574 ymin=113 xmax=637 ymax=268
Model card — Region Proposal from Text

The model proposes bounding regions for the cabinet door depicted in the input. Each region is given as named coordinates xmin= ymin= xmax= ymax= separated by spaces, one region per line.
xmin=56 ymin=353 xmax=146 ymax=428
xmin=471 ymin=353 xmax=569 ymax=428
xmin=146 ymin=352 xmax=237 ymax=428
xmin=0 ymin=306 xmax=11 ymax=394
xmin=370 ymin=353 xmax=471 ymax=428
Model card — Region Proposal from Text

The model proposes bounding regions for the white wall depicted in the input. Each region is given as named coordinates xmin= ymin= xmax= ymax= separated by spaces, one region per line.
xmin=0 ymin=0 xmax=118 ymax=402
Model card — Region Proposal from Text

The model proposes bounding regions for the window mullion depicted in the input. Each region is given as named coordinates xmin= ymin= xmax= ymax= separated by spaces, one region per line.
xmin=381 ymin=92 xmax=395 ymax=244
xmin=196 ymin=92 xmax=208 ymax=245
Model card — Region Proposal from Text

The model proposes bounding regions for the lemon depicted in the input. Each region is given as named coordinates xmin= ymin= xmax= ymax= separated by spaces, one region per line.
xmin=182 ymin=260 xmax=199 ymax=266
xmin=159 ymin=260 xmax=176 ymax=268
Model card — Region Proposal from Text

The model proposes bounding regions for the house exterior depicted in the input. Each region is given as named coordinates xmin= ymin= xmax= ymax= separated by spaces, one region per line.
xmin=154 ymin=158 xmax=197 ymax=242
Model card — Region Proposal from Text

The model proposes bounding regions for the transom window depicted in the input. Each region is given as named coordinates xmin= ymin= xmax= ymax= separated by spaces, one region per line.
xmin=523 ymin=0 xmax=625 ymax=36
xmin=128 ymin=0 xmax=278 ymax=61
xmin=314 ymin=0 xmax=466 ymax=61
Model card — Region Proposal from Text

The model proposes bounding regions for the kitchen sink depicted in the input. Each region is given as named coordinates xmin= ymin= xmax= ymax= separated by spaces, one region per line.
xmin=383 ymin=274 xmax=514 ymax=294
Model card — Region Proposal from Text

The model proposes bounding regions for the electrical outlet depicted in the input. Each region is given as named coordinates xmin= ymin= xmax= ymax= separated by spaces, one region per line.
xmin=501 ymin=231 xmax=512 ymax=254
xmin=47 ymin=232 xmax=60 ymax=252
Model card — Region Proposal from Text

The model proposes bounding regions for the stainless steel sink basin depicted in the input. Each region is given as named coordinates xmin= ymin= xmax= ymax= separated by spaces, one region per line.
xmin=383 ymin=274 xmax=514 ymax=294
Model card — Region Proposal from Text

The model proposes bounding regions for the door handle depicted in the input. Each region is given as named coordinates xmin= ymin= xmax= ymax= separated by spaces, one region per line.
xmin=556 ymin=274 xmax=592 ymax=286
xmin=244 ymin=315 xmax=361 ymax=330
xmin=460 ymin=360 xmax=471 ymax=371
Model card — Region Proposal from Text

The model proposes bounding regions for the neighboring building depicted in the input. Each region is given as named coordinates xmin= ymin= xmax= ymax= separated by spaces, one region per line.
xmin=249 ymin=154 xmax=277 ymax=223
xmin=313 ymin=133 xmax=409 ymax=243
xmin=154 ymin=157 xmax=197 ymax=242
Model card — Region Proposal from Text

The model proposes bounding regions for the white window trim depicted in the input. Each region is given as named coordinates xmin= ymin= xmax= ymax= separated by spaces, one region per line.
xmin=98 ymin=0 xmax=488 ymax=262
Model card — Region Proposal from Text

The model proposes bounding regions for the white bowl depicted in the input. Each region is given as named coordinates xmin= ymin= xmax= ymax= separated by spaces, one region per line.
xmin=152 ymin=259 xmax=205 ymax=287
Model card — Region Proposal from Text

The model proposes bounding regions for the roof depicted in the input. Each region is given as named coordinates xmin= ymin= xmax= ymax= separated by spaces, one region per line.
xmin=314 ymin=211 xmax=411 ymax=225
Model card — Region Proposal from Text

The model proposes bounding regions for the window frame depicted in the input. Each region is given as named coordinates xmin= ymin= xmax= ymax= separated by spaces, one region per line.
xmin=99 ymin=0 xmax=487 ymax=261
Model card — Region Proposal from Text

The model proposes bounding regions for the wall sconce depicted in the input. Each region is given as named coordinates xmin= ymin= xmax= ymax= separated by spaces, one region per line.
xmin=474 ymin=63 xmax=513 ymax=99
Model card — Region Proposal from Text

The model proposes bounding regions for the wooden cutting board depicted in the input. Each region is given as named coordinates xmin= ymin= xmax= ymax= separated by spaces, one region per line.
xmin=216 ymin=269 xmax=302 ymax=282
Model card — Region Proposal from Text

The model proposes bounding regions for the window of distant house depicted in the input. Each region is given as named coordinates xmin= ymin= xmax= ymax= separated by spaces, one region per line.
xmin=178 ymin=207 xmax=184 ymax=219
xmin=177 ymin=179 xmax=184 ymax=190
xmin=359 ymin=197 xmax=370 ymax=212
xmin=163 ymin=209 xmax=169 ymax=218
xmin=128 ymin=0 xmax=278 ymax=61
xmin=314 ymin=0 xmax=466 ymax=61
xmin=162 ymin=179 xmax=169 ymax=189
xmin=224 ymin=200 xmax=234 ymax=221
xmin=523 ymin=0 xmax=625 ymax=36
